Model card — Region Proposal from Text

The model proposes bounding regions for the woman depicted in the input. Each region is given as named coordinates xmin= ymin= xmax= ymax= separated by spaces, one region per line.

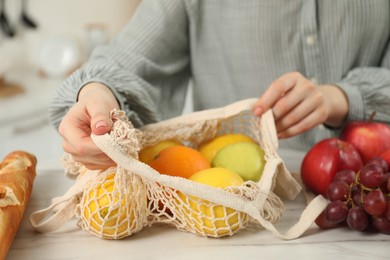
xmin=51 ymin=0 xmax=390 ymax=169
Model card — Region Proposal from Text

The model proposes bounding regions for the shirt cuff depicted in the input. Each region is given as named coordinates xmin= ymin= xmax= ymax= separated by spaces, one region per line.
xmin=333 ymin=82 xmax=365 ymax=122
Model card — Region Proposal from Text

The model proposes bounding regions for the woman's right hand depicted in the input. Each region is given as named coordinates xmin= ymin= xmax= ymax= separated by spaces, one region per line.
xmin=58 ymin=83 xmax=120 ymax=170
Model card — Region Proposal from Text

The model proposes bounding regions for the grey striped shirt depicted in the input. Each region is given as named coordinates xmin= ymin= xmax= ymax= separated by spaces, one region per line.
xmin=50 ymin=0 xmax=390 ymax=150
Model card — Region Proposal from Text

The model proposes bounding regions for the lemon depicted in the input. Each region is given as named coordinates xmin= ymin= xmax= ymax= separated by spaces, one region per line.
xmin=177 ymin=167 xmax=248 ymax=237
xmin=82 ymin=173 xmax=139 ymax=239
xmin=198 ymin=133 xmax=255 ymax=163
xmin=190 ymin=167 xmax=244 ymax=187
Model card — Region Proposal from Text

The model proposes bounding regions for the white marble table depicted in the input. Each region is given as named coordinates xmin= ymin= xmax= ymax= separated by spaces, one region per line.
xmin=6 ymin=149 xmax=390 ymax=260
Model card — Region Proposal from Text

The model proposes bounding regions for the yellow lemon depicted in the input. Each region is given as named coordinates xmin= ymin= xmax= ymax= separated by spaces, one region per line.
xmin=82 ymin=173 xmax=139 ymax=239
xmin=139 ymin=139 xmax=182 ymax=164
xmin=177 ymin=167 xmax=248 ymax=237
xmin=190 ymin=167 xmax=244 ymax=187
xmin=198 ymin=133 xmax=255 ymax=163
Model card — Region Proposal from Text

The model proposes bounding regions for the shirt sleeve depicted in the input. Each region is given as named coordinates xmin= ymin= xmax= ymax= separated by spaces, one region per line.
xmin=335 ymin=67 xmax=390 ymax=124
xmin=281 ymin=42 xmax=390 ymax=151
xmin=334 ymin=36 xmax=390 ymax=124
xmin=49 ymin=0 xmax=190 ymax=130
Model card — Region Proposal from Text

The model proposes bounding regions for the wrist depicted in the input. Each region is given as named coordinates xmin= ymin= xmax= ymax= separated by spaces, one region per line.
xmin=78 ymin=82 xmax=110 ymax=100
xmin=78 ymin=82 xmax=120 ymax=109
xmin=319 ymin=84 xmax=349 ymax=128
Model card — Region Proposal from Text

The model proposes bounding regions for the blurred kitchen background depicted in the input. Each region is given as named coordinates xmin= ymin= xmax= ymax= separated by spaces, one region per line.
xmin=0 ymin=0 xmax=141 ymax=170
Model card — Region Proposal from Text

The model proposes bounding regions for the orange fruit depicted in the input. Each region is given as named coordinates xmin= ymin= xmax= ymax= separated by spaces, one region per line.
xmin=139 ymin=139 xmax=182 ymax=164
xmin=198 ymin=133 xmax=256 ymax=163
xmin=148 ymin=145 xmax=210 ymax=179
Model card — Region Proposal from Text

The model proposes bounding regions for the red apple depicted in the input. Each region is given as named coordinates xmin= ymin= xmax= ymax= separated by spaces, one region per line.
xmin=339 ymin=121 xmax=390 ymax=163
xmin=380 ymin=150 xmax=390 ymax=168
xmin=301 ymin=138 xmax=363 ymax=197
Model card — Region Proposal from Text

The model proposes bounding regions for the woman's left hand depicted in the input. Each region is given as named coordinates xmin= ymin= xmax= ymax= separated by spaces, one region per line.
xmin=253 ymin=72 xmax=348 ymax=138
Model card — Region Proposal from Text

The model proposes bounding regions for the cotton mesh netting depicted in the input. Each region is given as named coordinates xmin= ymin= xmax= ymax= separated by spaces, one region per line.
xmin=66 ymin=108 xmax=285 ymax=239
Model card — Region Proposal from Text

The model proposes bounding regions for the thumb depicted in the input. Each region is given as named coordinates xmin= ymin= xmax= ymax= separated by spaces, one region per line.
xmin=91 ymin=115 xmax=112 ymax=135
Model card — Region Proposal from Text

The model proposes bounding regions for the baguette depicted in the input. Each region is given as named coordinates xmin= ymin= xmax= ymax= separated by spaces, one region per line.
xmin=0 ymin=151 xmax=37 ymax=260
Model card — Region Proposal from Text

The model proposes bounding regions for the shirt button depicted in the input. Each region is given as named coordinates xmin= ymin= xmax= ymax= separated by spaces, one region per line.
xmin=305 ymin=35 xmax=316 ymax=46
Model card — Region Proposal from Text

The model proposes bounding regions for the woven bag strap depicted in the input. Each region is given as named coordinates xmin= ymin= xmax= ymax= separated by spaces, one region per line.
xmin=29 ymin=170 xmax=101 ymax=233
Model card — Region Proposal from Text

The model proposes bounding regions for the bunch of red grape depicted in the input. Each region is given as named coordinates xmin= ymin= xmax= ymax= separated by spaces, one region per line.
xmin=316 ymin=157 xmax=390 ymax=234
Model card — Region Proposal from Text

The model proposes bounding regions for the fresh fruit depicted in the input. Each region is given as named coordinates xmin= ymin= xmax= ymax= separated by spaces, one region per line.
xmin=177 ymin=167 xmax=248 ymax=237
xmin=325 ymin=200 xmax=349 ymax=224
xmin=363 ymin=190 xmax=387 ymax=216
xmin=340 ymin=120 xmax=390 ymax=163
xmin=149 ymin=145 xmax=210 ymax=179
xmin=189 ymin=167 xmax=244 ymax=187
xmin=333 ymin=169 xmax=356 ymax=185
xmin=372 ymin=215 xmax=390 ymax=234
xmin=359 ymin=163 xmax=385 ymax=189
xmin=198 ymin=133 xmax=255 ymax=163
xmin=327 ymin=180 xmax=349 ymax=202
xmin=211 ymin=142 xmax=265 ymax=182
xmin=347 ymin=207 xmax=368 ymax=231
xmin=81 ymin=172 xmax=145 ymax=238
xmin=380 ymin=150 xmax=390 ymax=167
xmin=314 ymin=211 xmax=338 ymax=229
xmin=139 ymin=139 xmax=182 ymax=164
xmin=301 ymin=138 xmax=363 ymax=197
xmin=315 ymin=156 xmax=390 ymax=235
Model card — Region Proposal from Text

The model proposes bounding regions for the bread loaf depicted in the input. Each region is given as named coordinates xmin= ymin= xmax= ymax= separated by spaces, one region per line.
xmin=0 ymin=151 xmax=37 ymax=260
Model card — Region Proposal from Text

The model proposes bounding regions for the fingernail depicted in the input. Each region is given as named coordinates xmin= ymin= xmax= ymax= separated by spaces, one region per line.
xmin=95 ymin=120 xmax=108 ymax=129
xmin=254 ymin=106 xmax=262 ymax=116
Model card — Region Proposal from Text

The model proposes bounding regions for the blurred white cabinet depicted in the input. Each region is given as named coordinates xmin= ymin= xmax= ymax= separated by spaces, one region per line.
xmin=0 ymin=118 xmax=63 ymax=171
xmin=0 ymin=69 xmax=64 ymax=171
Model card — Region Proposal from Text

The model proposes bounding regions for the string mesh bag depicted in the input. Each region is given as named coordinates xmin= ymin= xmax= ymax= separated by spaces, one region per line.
xmin=139 ymin=103 xmax=285 ymax=238
xmin=30 ymin=98 xmax=328 ymax=240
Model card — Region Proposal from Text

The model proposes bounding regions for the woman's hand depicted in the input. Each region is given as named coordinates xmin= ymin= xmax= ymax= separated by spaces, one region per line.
xmin=253 ymin=72 xmax=348 ymax=138
xmin=58 ymin=83 xmax=120 ymax=169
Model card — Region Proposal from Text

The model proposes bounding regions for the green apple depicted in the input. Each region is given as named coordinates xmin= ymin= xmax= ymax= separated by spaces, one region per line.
xmin=211 ymin=142 xmax=266 ymax=182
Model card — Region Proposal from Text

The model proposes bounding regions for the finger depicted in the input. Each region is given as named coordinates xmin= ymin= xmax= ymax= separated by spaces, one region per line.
xmin=87 ymin=101 xmax=113 ymax=135
xmin=71 ymin=153 xmax=115 ymax=167
xmin=81 ymin=162 xmax=115 ymax=171
xmin=271 ymin=78 xmax=316 ymax=120
xmin=277 ymin=109 xmax=326 ymax=139
xmin=61 ymin=124 xmax=102 ymax=157
xmin=253 ymin=73 xmax=299 ymax=116
xmin=275 ymin=91 xmax=323 ymax=132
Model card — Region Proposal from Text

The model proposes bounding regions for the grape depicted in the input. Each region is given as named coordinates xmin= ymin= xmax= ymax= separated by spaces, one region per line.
xmin=312 ymin=156 xmax=390 ymax=235
xmin=347 ymin=207 xmax=368 ymax=231
xmin=351 ymin=186 xmax=364 ymax=207
xmin=325 ymin=200 xmax=348 ymax=224
xmin=327 ymin=181 xmax=350 ymax=202
xmin=315 ymin=210 xmax=338 ymax=229
xmin=380 ymin=172 xmax=390 ymax=194
xmin=363 ymin=190 xmax=387 ymax=216
xmin=333 ymin=169 xmax=357 ymax=185
xmin=359 ymin=164 xmax=384 ymax=189
xmin=372 ymin=215 xmax=390 ymax=235
xmin=387 ymin=175 xmax=390 ymax=193
xmin=366 ymin=157 xmax=388 ymax=173
xmin=386 ymin=201 xmax=390 ymax=221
